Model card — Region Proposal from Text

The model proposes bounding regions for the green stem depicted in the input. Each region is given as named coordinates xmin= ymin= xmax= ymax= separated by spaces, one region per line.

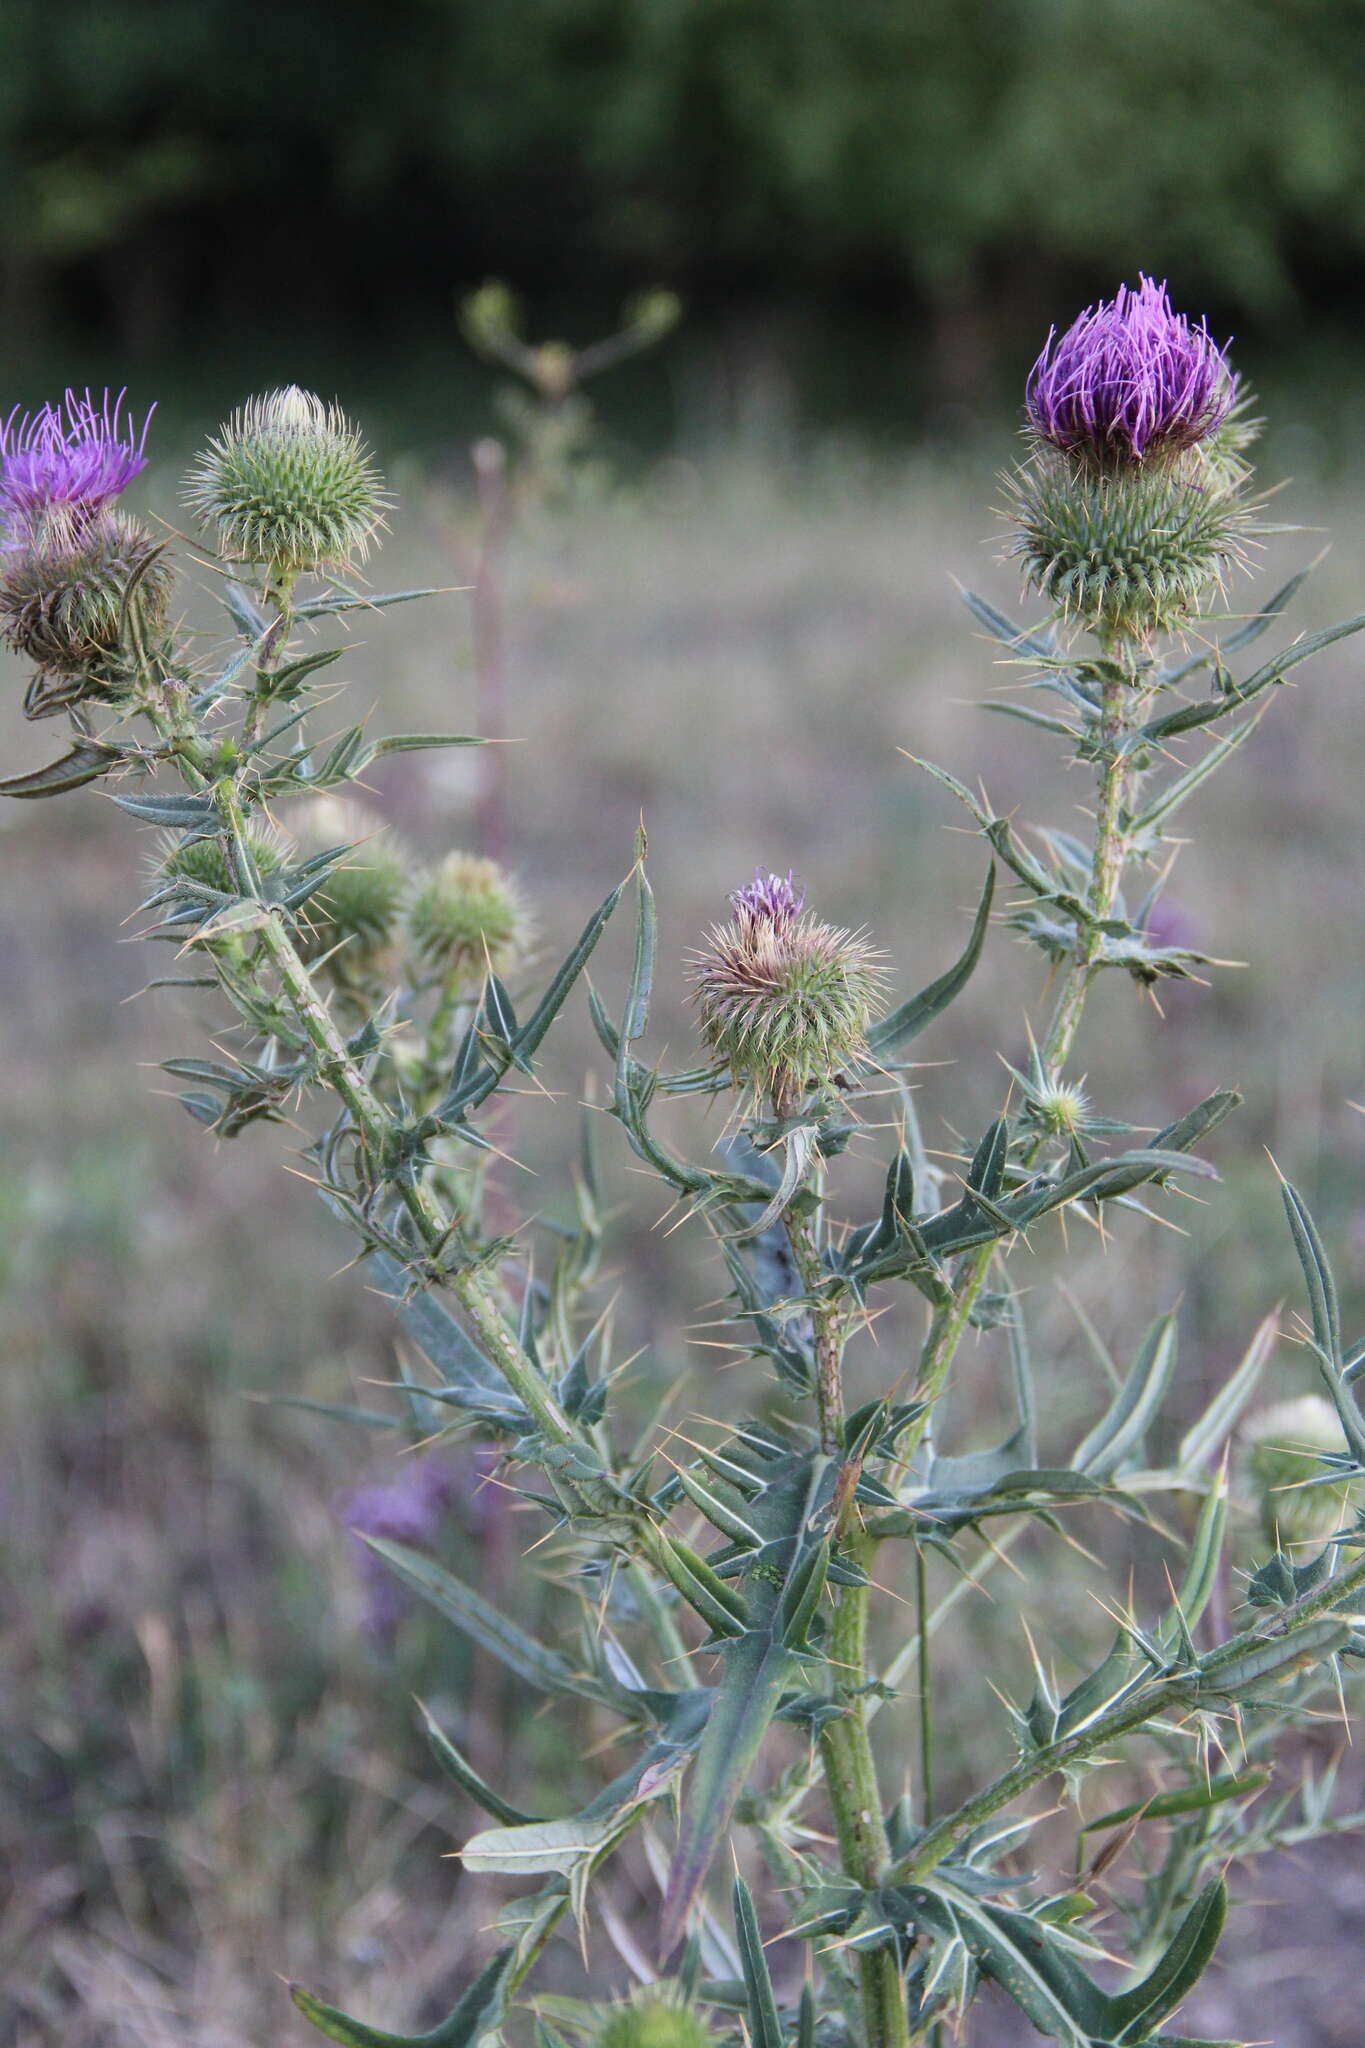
xmin=901 ymin=657 xmax=1142 ymax=1466
xmin=819 ymin=1531 xmax=910 ymax=2048
xmin=784 ymin=1201 xmax=844 ymax=1457
xmin=916 ymin=1546 xmax=934 ymax=1828
xmin=895 ymin=1544 xmax=1365 ymax=1883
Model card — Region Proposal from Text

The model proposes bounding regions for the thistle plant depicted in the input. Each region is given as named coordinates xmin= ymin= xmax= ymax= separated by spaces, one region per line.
xmin=6 ymin=291 xmax=1365 ymax=2048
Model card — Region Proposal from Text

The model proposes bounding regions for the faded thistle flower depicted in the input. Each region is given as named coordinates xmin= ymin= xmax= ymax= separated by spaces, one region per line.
xmin=0 ymin=391 xmax=168 ymax=688
xmin=1241 ymin=1395 xmax=1360 ymax=1548
xmin=407 ymin=851 xmax=529 ymax=989
xmin=184 ymin=387 xmax=387 ymax=575
xmin=0 ymin=389 xmax=153 ymax=538
xmin=1026 ymin=277 xmax=1234 ymax=470
xmin=0 ymin=509 xmax=172 ymax=686
xmin=1010 ymin=279 xmax=1252 ymax=639
xmin=692 ymin=872 xmax=886 ymax=1114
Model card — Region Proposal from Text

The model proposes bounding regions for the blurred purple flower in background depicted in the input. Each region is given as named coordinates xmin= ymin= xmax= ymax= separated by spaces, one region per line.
xmin=1026 ymin=277 xmax=1233 ymax=466
xmin=0 ymin=389 xmax=153 ymax=539
xmin=341 ymin=1454 xmax=475 ymax=1643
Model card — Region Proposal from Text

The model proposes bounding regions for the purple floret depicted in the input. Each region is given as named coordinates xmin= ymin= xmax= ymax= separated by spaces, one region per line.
xmin=0 ymin=389 xmax=153 ymax=537
xmin=1026 ymin=278 xmax=1233 ymax=465
xmin=730 ymin=870 xmax=805 ymax=929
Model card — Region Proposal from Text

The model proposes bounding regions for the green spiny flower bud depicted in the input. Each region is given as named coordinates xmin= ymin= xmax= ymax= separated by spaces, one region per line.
xmin=1007 ymin=450 xmax=1251 ymax=640
xmin=692 ymin=872 xmax=886 ymax=1114
xmin=156 ymin=822 xmax=291 ymax=898
xmin=596 ymin=1999 xmax=718 ymax=2048
xmin=184 ymin=387 xmax=388 ymax=574
xmin=406 ymin=851 xmax=529 ymax=988
xmin=0 ymin=508 xmax=172 ymax=683
xmin=1241 ymin=1395 xmax=1359 ymax=1547
xmin=289 ymin=796 xmax=411 ymax=983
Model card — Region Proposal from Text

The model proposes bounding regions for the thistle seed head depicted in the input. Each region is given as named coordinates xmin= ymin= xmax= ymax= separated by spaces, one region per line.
xmin=0 ymin=508 xmax=172 ymax=682
xmin=692 ymin=873 xmax=886 ymax=1112
xmin=596 ymin=2000 xmax=718 ymax=2048
xmin=184 ymin=387 xmax=388 ymax=573
xmin=406 ymin=851 xmax=529 ymax=989
xmin=1007 ymin=451 xmax=1252 ymax=640
xmin=1241 ymin=1395 xmax=1359 ymax=1548
xmin=1026 ymin=278 xmax=1234 ymax=471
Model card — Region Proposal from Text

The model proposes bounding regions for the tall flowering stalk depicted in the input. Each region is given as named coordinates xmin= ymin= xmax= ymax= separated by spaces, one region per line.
xmin=7 ymin=293 xmax=1365 ymax=2048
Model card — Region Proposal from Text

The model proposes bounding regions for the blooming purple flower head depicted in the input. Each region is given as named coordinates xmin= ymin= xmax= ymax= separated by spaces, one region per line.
xmin=0 ymin=389 xmax=153 ymax=539
xmin=1026 ymin=278 xmax=1233 ymax=467
xmin=730 ymin=870 xmax=805 ymax=931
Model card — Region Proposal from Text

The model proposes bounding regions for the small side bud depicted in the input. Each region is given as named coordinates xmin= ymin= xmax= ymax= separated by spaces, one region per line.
xmin=1241 ymin=1395 xmax=1360 ymax=1547
xmin=156 ymin=822 xmax=291 ymax=898
xmin=406 ymin=851 xmax=529 ymax=989
xmin=596 ymin=2000 xmax=718 ymax=2048
xmin=184 ymin=388 xmax=388 ymax=575
xmin=289 ymin=796 xmax=411 ymax=989
xmin=692 ymin=871 xmax=886 ymax=1115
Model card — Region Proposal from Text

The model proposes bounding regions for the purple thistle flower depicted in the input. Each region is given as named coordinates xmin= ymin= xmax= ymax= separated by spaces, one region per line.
xmin=730 ymin=870 xmax=805 ymax=930
xmin=0 ymin=389 xmax=153 ymax=538
xmin=1026 ymin=278 xmax=1233 ymax=466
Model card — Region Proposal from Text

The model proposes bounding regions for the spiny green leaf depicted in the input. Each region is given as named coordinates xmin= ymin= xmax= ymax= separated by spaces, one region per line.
xmin=1072 ymin=1314 xmax=1179 ymax=1480
xmin=360 ymin=1539 xmax=607 ymax=1703
xmin=290 ymin=1944 xmax=514 ymax=2046
xmin=419 ymin=1700 xmax=541 ymax=1827
xmin=867 ymin=863 xmax=994 ymax=1056
xmin=1106 ymin=1877 xmax=1226 ymax=2040
xmin=732 ymin=1878 xmax=783 ymax=2048
xmin=0 ymin=740 xmax=122 ymax=798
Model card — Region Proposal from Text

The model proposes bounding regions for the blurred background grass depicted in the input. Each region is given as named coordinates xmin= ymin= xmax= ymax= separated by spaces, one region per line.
xmin=3 ymin=6 xmax=1365 ymax=2043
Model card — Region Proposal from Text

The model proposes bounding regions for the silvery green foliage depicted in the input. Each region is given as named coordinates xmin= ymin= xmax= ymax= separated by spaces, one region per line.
xmin=6 ymin=329 xmax=1365 ymax=2048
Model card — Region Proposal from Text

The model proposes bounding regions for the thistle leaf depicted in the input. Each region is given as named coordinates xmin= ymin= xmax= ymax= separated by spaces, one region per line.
xmin=290 ymin=1944 xmax=514 ymax=2047
xmin=867 ymin=863 xmax=995 ymax=1057
xmin=732 ymin=1877 xmax=783 ymax=2048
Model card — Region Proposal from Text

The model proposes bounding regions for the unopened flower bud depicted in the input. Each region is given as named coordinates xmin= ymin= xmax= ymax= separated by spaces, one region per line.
xmin=290 ymin=796 xmax=410 ymax=983
xmin=1241 ymin=1395 xmax=1359 ymax=1547
xmin=597 ymin=2001 xmax=718 ymax=2048
xmin=184 ymin=388 xmax=387 ymax=574
xmin=0 ymin=509 xmax=172 ymax=684
xmin=692 ymin=872 xmax=886 ymax=1113
xmin=407 ymin=851 xmax=529 ymax=988
xmin=157 ymin=822 xmax=291 ymax=898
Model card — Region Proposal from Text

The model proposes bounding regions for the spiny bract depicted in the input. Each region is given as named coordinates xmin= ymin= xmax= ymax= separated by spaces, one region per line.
xmin=1007 ymin=451 xmax=1251 ymax=638
xmin=0 ymin=509 xmax=172 ymax=680
xmin=184 ymin=386 xmax=387 ymax=573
